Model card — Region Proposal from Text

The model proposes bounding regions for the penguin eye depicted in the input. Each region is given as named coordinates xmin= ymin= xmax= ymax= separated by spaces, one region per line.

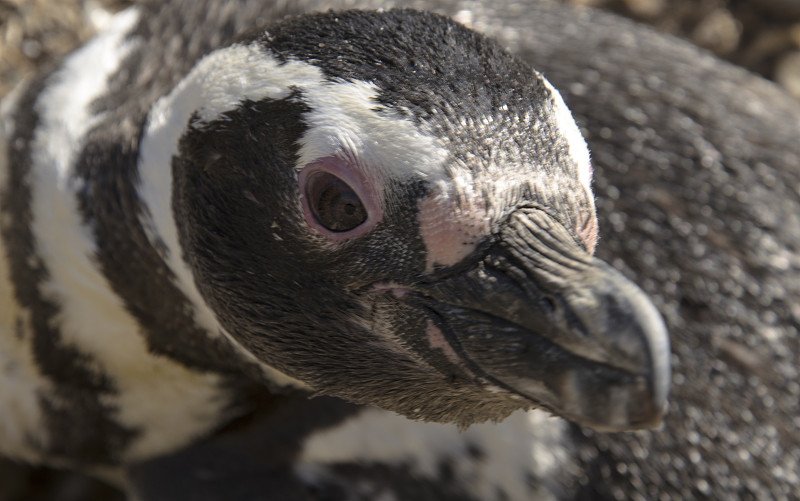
xmin=299 ymin=157 xmax=381 ymax=240
xmin=305 ymin=172 xmax=368 ymax=232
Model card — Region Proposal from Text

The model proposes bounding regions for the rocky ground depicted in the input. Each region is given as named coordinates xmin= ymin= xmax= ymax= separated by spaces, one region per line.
xmin=0 ymin=0 xmax=799 ymax=500
xmin=568 ymin=0 xmax=800 ymax=97
xmin=1 ymin=0 xmax=800 ymax=99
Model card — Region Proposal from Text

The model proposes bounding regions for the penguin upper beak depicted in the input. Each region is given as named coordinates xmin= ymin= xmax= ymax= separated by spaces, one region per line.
xmin=417 ymin=207 xmax=671 ymax=431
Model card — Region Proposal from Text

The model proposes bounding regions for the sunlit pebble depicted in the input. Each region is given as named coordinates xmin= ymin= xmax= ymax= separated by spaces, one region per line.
xmin=21 ymin=39 xmax=42 ymax=58
xmin=701 ymin=424 xmax=719 ymax=443
xmin=746 ymin=477 xmax=764 ymax=494
xmin=637 ymin=218 xmax=659 ymax=236
xmin=597 ymin=461 xmax=611 ymax=480
xmin=766 ymin=441 xmax=781 ymax=457
xmin=609 ymin=212 xmax=625 ymax=232
xmin=629 ymin=490 xmax=647 ymax=501
xmin=780 ymin=362 xmax=798 ymax=380
xmin=569 ymin=82 xmax=587 ymax=96
xmin=690 ymin=243 xmax=706 ymax=258
xmin=749 ymin=435 xmax=769 ymax=455
xmin=713 ymin=460 xmax=731 ymax=477
xmin=784 ymin=466 xmax=800 ymax=484
xmin=669 ymin=216 xmax=693 ymax=237
xmin=631 ymin=444 xmax=649 ymax=461
xmin=641 ymin=252 xmax=656 ymax=267
xmin=663 ymin=469 xmax=681 ymax=489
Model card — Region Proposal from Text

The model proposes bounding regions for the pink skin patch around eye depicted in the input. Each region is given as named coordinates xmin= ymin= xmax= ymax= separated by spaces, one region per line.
xmin=417 ymin=183 xmax=491 ymax=273
xmin=298 ymin=156 xmax=383 ymax=241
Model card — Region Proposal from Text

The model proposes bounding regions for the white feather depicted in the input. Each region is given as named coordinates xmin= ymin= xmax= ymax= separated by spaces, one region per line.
xmin=542 ymin=78 xmax=594 ymax=195
xmin=296 ymin=78 xmax=448 ymax=182
xmin=296 ymin=408 xmax=573 ymax=501
xmin=0 ymin=105 xmax=49 ymax=460
xmin=138 ymin=44 xmax=314 ymax=352
xmin=26 ymin=6 xmax=232 ymax=462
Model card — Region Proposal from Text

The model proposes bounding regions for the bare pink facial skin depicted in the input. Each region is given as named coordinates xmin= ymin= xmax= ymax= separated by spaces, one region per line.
xmin=579 ymin=209 xmax=598 ymax=255
xmin=369 ymin=282 xmax=411 ymax=298
xmin=298 ymin=156 xmax=383 ymax=242
xmin=426 ymin=319 xmax=463 ymax=367
xmin=417 ymin=180 xmax=491 ymax=273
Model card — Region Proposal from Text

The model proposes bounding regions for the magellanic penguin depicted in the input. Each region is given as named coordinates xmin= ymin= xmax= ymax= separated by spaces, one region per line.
xmin=0 ymin=0 xmax=669 ymax=497
xmin=3 ymin=0 xmax=798 ymax=499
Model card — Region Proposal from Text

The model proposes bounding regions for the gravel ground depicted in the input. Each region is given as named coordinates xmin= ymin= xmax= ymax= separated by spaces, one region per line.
xmin=567 ymin=0 xmax=800 ymax=97
xmin=2 ymin=0 xmax=800 ymax=98
xmin=0 ymin=0 xmax=798 ymax=499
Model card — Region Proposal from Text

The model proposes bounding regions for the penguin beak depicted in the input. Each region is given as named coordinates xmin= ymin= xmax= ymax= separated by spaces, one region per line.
xmin=416 ymin=207 xmax=671 ymax=431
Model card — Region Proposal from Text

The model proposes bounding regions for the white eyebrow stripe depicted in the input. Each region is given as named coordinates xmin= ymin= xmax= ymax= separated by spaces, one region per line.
xmin=541 ymin=78 xmax=593 ymax=195
xmin=295 ymin=78 xmax=448 ymax=182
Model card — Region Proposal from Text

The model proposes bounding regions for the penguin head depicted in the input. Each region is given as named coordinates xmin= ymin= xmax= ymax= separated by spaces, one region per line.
xmin=165 ymin=9 xmax=669 ymax=430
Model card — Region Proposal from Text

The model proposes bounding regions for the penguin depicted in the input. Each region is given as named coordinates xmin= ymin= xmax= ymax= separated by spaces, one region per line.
xmin=2 ymin=1 xmax=799 ymax=500
xmin=1 ymin=1 xmax=670 ymax=498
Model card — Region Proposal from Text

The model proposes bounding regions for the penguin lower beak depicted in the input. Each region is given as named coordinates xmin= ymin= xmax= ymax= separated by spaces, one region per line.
xmin=417 ymin=207 xmax=671 ymax=431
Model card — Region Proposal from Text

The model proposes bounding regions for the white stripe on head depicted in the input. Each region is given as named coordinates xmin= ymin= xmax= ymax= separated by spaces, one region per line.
xmin=139 ymin=46 xmax=321 ymax=334
xmin=33 ymin=7 xmax=140 ymax=179
xmin=541 ymin=77 xmax=593 ymax=196
xmin=138 ymin=43 xmax=313 ymax=390
xmin=28 ymin=6 xmax=234 ymax=462
xmin=296 ymin=408 xmax=572 ymax=501
xmin=295 ymin=78 xmax=448 ymax=183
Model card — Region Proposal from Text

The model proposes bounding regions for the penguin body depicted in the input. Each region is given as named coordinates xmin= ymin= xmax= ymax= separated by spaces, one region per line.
xmin=1 ymin=0 xmax=799 ymax=500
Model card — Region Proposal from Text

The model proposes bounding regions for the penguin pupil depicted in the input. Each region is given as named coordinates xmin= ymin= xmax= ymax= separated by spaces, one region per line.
xmin=311 ymin=175 xmax=367 ymax=232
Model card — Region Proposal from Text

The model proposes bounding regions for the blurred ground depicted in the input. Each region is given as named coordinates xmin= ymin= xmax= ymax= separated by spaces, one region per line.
xmin=2 ymin=0 xmax=800 ymax=99
xmin=0 ymin=0 xmax=130 ymax=97
xmin=0 ymin=0 xmax=799 ymax=499
xmin=567 ymin=0 xmax=800 ymax=97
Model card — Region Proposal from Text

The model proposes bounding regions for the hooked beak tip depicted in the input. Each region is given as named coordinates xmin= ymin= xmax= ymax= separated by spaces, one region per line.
xmin=558 ymin=274 xmax=671 ymax=431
